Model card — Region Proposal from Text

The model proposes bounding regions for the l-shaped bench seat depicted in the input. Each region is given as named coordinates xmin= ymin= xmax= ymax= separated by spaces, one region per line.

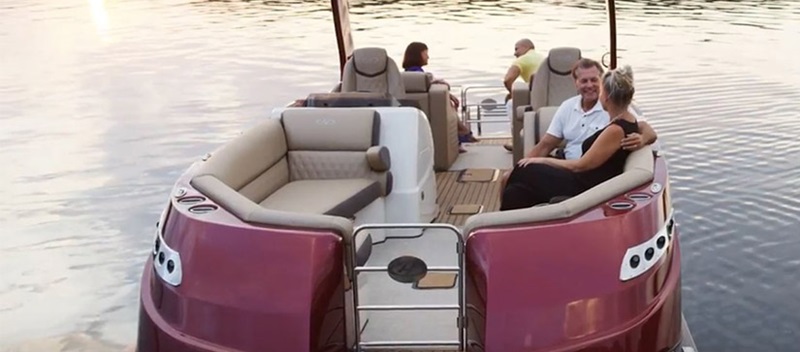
xmin=190 ymin=108 xmax=392 ymax=222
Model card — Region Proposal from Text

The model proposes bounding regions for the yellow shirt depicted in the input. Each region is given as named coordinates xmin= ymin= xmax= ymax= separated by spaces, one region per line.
xmin=514 ymin=50 xmax=545 ymax=83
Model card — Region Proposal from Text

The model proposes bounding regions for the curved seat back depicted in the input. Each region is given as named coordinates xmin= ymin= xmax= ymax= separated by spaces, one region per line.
xmin=341 ymin=47 xmax=406 ymax=100
xmin=463 ymin=146 xmax=655 ymax=235
xmin=189 ymin=109 xmax=396 ymax=242
xmin=511 ymin=47 xmax=582 ymax=161
xmin=401 ymin=71 xmax=459 ymax=171
xmin=530 ymin=47 xmax=583 ymax=110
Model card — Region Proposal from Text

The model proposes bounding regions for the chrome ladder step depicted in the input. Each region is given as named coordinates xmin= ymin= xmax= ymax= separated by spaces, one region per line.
xmin=350 ymin=223 xmax=466 ymax=352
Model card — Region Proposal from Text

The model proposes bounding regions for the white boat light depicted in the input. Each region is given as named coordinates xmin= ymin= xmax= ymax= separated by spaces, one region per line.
xmin=619 ymin=210 xmax=675 ymax=281
xmin=152 ymin=206 xmax=183 ymax=286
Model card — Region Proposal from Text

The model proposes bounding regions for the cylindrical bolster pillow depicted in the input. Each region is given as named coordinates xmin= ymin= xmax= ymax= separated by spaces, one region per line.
xmin=366 ymin=146 xmax=391 ymax=171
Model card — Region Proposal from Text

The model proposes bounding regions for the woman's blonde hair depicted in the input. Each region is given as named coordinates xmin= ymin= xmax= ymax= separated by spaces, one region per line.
xmin=601 ymin=65 xmax=635 ymax=107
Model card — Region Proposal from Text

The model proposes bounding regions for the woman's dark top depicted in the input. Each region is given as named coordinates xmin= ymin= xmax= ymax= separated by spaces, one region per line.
xmin=405 ymin=66 xmax=424 ymax=72
xmin=576 ymin=118 xmax=640 ymax=188
xmin=500 ymin=118 xmax=639 ymax=210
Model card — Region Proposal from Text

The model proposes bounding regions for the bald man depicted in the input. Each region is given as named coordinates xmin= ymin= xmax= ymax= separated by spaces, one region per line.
xmin=503 ymin=39 xmax=545 ymax=93
xmin=503 ymin=38 xmax=545 ymax=151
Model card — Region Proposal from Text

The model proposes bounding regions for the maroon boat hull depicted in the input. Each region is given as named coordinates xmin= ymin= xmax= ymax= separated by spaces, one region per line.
xmin=137 ymin=156 xmax=683 ymax=352
xmin=463 ymin=157 xmax=682 ymax=351
xmin=137 ymin=176 xmax=349 ymax=351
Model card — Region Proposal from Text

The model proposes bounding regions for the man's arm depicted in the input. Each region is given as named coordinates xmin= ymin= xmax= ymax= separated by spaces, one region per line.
xmin=431 ymin=77 xmax=451 ymax=90
xmin=638 ymin=121 xmax=657 ymax=145
xmin=503 ymin=65 xmax=521 ymax=92
xmin=526 ymin=133 xmax=563 ymax=158
xmin=528 ymin=126 xmax=626 ymax=172
xmin=621 ymin=120 xmax=658 ymax=150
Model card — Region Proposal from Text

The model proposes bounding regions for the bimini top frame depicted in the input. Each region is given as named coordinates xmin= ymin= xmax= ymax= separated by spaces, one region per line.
xmin=328 ymin=0 xmax=620 ymax=73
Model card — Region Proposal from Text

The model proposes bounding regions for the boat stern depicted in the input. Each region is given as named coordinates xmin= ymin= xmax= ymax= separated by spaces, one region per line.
xmin=136 ymin=179 xmax=349 ymax=352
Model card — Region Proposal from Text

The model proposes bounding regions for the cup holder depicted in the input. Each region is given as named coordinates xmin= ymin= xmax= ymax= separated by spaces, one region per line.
xmin=608 ymin=201 xmax=635 ymax=211
xmin=627 ymin=193 xmax=652 ymax=202
xmin=188 ymin=204 xmax=218 ymax=214
xmin=177 ymin=196 xmax=206 ymax=205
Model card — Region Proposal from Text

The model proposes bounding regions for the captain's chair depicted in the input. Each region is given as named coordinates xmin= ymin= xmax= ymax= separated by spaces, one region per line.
xmin=341 ymin=47 xmax=406 ymax=100
xmin=510 ymin=47 xmax=582 ymax=161
xmin=401 ymin=71 xmax=460 ymax=171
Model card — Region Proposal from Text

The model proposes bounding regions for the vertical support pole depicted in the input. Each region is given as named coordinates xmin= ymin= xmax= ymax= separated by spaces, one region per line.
xmin=331 ymin=0 xmax=354 ymax=78
xmin=607 ymin=0 xmax=618 ymax=69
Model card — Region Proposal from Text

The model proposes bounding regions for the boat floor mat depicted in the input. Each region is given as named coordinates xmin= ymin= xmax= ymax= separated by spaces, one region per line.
xmin=414 ymin=273 xmax=458 ymax=290
xmin=458 ymin=168 xmax=497 ymax=182
xmin=449 ymin=204 xmax=483 ymax=215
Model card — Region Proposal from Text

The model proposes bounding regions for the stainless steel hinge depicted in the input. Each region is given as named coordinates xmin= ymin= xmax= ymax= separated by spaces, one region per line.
xmin=457 ymin=316 xmax=468 ymax=329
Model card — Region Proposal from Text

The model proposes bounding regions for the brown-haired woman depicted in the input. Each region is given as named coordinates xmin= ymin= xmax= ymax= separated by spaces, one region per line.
xmin=402 ymin=42 xmax=479 ymax=146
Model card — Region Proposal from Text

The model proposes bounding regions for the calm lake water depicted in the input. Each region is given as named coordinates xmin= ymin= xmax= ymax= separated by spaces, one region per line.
xmin=1 ymin=0 xmax=799 ymax=351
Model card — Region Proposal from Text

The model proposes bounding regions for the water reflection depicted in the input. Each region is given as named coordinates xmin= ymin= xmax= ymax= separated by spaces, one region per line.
xmin=1 ymin=0 xmax=799 ymax=351
xmin=88 ymin=0 xmax=111 ymax=42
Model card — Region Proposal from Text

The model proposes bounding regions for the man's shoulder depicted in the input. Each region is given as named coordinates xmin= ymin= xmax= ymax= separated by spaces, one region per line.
xmin=550 ymin=96 xmax=581 ymax=127
xmin=519 ymin=50 xmax=544 ymax=63
xmin=557 ymin=95 xmax=582 ymax=109
xmin=529 ymin=50 xmax=546 ymax=61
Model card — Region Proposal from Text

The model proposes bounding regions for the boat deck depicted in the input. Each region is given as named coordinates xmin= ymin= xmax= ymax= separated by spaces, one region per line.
xmin=352 ymin=138 xmax=512 ymax=350
xmin=432 ymin=138 xmax=511 ymax=226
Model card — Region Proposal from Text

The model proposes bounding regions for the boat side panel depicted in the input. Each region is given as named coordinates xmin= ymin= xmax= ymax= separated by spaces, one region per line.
xmin=464 ymin=157 xmax=682 ymax=351
xmin=139 ymin=204 xmax=348 ymax=352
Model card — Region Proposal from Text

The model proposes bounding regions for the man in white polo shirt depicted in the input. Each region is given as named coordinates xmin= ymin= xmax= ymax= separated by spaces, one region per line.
xmin=524 ymin=58 xmax=657 ymax=160
xmin=499 ymin=58 xmax=658 ymax=195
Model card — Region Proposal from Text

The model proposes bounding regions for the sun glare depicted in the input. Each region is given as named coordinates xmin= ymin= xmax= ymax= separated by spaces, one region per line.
xmin=88 ymin=0 xmax=111 ymax=43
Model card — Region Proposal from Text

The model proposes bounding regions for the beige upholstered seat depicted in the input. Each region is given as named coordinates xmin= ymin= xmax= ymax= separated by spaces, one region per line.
xmin=463 ymin=145 xmax=655 ymax=236
xmin=188 ymin=109 xmax=394 ymax=275
xmin=522 ymin=106 xmax=560 ymax=156
xmin=190 ymin=109 xmax=392 ymax=226
xmin=401 ymin=71 xmax=459 ymax=171
xmin=341 ymin=47 xmax=406 ymax=100
xmin=510 ymin=47 xmax=582 ymax=161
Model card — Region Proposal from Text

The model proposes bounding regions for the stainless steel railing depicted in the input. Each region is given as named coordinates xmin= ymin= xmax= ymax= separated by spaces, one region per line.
xmin=350 ymin=223 xmax=465 ymax=351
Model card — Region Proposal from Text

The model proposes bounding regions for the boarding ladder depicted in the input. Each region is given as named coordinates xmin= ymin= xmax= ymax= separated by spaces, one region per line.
xmin=350 ymin=223 xmax=466 ymax=351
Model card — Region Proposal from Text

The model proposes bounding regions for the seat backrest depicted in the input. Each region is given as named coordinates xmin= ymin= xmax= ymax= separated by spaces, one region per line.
xmin=281 ymin=109 xmax=392 ymax=194
xmin=192 ymin=119 xmax=291 ymax=203
xmin=530 ymin=47 xmax=582 ymax=110
xmin=400 ymin=72 xmax=432 ymax=116
xmin=463 ymin=146 xmax=654 ymax=235
xmin=188 ymin=114 xmax=359 ymax=241
xmin=341 ymin=47 xmax=406 ymax=100
xmin=400 ymin=71 xmax=459 ymax=171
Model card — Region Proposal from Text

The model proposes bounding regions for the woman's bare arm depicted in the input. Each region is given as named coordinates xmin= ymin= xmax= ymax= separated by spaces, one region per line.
xmin=542 ymin=125 xmax=625 ymax=172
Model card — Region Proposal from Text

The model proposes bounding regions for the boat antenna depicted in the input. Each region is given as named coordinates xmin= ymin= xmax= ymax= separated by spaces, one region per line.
xmin=607 ymin=0 xmax=617 ymax=69
xmin=331 ymin=0 xmax=354 ymax=77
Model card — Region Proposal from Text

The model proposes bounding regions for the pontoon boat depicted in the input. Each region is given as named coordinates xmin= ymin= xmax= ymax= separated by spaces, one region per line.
xmin=135 ymin=1 xmax=698 ymax=351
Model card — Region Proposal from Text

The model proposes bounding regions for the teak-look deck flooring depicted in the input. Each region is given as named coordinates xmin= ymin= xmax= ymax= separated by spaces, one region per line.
xmin=432 ymin=138 xmax=511 ymax=226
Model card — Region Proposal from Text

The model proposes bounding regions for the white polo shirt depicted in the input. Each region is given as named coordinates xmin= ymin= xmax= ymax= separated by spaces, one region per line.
xmin=546 ymin=95 xmax=648 ymax=160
